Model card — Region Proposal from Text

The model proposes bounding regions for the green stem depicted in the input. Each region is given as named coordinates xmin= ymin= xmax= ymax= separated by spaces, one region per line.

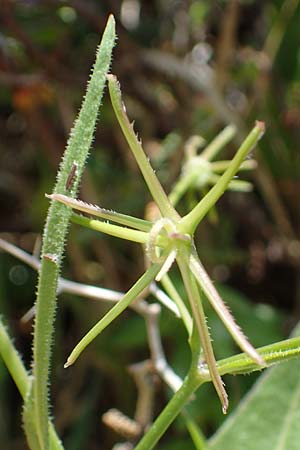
xmin=211 ymin=159 xmax=256 ymax=172
xmin=216 ymin=337 xmax=300 ymax=377
xmin=189 ymin=248 xmax=264 ymax=366
xmin=65 ymin=263 xmax=162 ymax=367
xmin=208 ymin=173 xmax=253 ymax=192
xmin=107 ymin=74 xmax=179 ymax=221
xmin=0 ymin=318 xmax=64 ymax=450
xmin=182 ymin=410 xmax=207 ymax=450
xmin=160 ymin=274 xmax=193 ymax=336
xmin=135 ymin=337 xmax=300 ymax=450
xmin=0 ymin=317 xmax=29 ymax=399
xmin=178 ymin=122 xmax=265 ymax=235
xmin=25 ymin=16 xmax=116 ymax=450
xmin=71 ymin=213 xmax=149 ymax=244
xmin=135 ymin=370 xmax=201 ymax=450
xmin=177 ymin=256 xmax=228 ymax=413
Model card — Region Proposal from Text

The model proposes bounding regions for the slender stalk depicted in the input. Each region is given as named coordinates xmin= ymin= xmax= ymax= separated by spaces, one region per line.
xmin=0 ymin=317 xmax=29 ymax=399
xmin=64 ymin=263 xmax=162 ymax=367
xmin=149 ymin=282 xmax=180 ymax=316
xmin=160 ymin=274 xmax=193 ymax=335
xmin=135 ymin=370 xmax=201 ymax=450
xmin=216 ymin=337 xmax=300 ymax=377
xmin=189 ymin=248 xmax=264 ymax=366
xmin=71 ymin=213 xmax=149 ymax=244
xmin=71 ymin=214 xmax=171 ymax=248
xmin=24 ymin=16 xmax=116 ymax=450
xmin=201 ymin=124 xmax=236 ymax=161
xmin=208 ymin=173 xmax=253 ymax=192
xmin=178 ymin=121 xmax=265 ymax=235
xmin=107 ymin=74 xmax=179 ymax=221
xmin=177 ymin=256 xmax=228 ymax=413
xmin=182 ymin=410 xmax=207 ymax=450
xmin=211 ymin=159 xmax=257 ymax=172
xmin=168 ymin=171 xmax=198 ymax=206
xmin=0 ymin=318 xmax=64 ymax=450
xmin=135 ymin=335 xmax=300 ymax=450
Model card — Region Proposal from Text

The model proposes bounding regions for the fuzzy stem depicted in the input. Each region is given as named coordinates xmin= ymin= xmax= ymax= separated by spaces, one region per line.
xmin=0 ymin=318 xmax=64 ymax=450
xmin=25 ymin=16 xmax=116 ymax=450
xmin=216 ymin=337 xmax=300 ymax=377
xmin=178 ymin=121 xmax=265 ymax=235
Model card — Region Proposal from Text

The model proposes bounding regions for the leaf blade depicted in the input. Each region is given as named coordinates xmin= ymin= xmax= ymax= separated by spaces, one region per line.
xmin=208 ymin=358 xmax=300 ymax=450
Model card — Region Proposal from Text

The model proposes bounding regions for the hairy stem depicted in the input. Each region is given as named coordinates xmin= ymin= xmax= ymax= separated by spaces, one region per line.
xmin=24 ymin=16 xmax=116 ymax=450
xmin=216 ymin=337 xmax=300 ymax=377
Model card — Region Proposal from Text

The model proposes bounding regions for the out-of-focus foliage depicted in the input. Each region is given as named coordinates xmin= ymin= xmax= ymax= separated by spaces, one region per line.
xmin=1 ymin=1 xmax=300 ymax=449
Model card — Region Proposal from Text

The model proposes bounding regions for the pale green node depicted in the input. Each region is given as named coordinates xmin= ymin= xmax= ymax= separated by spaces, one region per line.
xmin=183 ymin=156 xmax=212 ymax=188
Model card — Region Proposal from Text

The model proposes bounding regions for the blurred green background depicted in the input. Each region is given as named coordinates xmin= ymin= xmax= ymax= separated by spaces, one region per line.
xmin=1 ymin=1 xmax=300 ymax=449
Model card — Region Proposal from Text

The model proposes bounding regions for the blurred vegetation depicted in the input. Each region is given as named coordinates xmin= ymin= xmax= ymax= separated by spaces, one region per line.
xmin=0 ymin=1 xmax=300 ymax=449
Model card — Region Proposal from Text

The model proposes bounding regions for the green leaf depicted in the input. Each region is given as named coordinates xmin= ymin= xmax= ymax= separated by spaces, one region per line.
xmin=208 ymin=357 xmax=300 ymax=450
